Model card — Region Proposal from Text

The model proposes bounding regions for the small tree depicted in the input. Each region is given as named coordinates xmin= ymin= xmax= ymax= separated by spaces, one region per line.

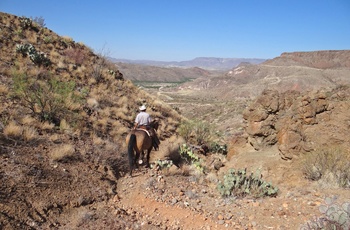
xmin=12 ymin=71 xmax=83 ymax=124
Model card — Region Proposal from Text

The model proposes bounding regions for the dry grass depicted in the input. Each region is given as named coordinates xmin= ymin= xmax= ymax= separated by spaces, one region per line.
xmin=99 ymin=107 xmax=111 ymax=117
xmin=3 ymin=121 xmax=23 ymax=139
xmin=112 ymin=107 xmax=132 ymax=120
xmin=109 ymin=120 xmax=129 ymax=139
xmin=92 ymin=134 xmax=104 ymax=146
xmin=23 ymin=126 xmax=38 ymax=142
xmin=0 ymin=84 xmax=8 ymax=94
xmin=21 ymin=115 xmax=36 ymax=125
xmin=87 ymin=97 xmax=99 ymax=109
xmin=40 ymin=121 xmax=55 ymax=130
xmin=49 ymin=144 xmax=75 ymax=161
xmin=60 ymin=119 xmax=71 ymax=132
xmin=301 ymin=146 xmax=350 ymax=188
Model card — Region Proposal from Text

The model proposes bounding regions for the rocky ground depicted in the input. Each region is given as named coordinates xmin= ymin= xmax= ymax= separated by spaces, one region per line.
xmin=115 ymin=145 xmax=349 ymax=230
xmin=2 ymin=135 xmax=349 ymax=230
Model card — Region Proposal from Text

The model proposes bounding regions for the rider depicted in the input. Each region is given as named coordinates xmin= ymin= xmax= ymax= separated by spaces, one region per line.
xmin=134 ymin=105 xmax=159 ymax=150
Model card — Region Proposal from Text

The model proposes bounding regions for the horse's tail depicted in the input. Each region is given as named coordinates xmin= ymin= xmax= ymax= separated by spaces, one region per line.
xmin=128 ymin=134 xmax=136 ymax=176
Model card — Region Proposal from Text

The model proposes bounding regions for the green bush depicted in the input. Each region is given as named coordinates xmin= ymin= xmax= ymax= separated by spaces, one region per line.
xmin=300 ymin=196 xmax=350 ymax=230
xmin=178 ymin=119 xmax=213 ymax=145
xmin=301 ymin=147 xmax=350 ymax=188
xmin=12 ymin=71 xmax=83 ymax=124
xmin=217 ymin=168 xmax=278 ymax=198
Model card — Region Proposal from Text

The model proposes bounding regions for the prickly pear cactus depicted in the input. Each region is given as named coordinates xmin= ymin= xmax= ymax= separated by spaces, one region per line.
xmin=16 ymin=43 xmax=51 ymax=66
xmin=300 ymin=196 xmax=350 ymax=229
xmin=217 ymin=168 xmax=278 ymax=198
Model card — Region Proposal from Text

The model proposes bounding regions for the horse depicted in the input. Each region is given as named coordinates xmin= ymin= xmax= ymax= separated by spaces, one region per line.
xmin=125 ymin=120 xmax=160 ymax=176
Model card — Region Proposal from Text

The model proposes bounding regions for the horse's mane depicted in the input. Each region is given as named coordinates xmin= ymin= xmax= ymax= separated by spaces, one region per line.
xmin=150 ymin=119 xmax=159 ymax=131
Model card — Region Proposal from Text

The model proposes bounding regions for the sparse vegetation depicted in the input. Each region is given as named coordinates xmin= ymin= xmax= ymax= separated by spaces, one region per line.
xmin=12 ymin=71 xmax=84 ymax=124
xmin=301 ymin=147 xmax=350 ymax=188
xmin=217 ymin=168 xmax=278 ymax=198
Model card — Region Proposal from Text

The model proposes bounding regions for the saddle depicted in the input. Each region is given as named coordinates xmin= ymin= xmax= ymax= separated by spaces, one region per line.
xmin=136 ymin=127 xmax=151 ymax=137
xmin=136 ymin=126 xmax=160 ymax=151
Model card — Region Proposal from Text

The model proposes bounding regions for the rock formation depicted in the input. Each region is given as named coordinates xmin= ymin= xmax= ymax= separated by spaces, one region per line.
xmin=243 ymin=86 xmax=350 ymax=160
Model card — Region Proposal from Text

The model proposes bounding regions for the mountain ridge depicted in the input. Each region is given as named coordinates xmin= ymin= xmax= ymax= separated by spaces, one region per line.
xmin=109 ymin=56 xmax=266 ymax=71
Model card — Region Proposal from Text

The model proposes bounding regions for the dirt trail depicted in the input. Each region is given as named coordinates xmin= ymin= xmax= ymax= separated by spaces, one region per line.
xmin=112 ymin=145 xmax=350 ymax=230
xmin=117 ymin=171 xmax=225 ymax=230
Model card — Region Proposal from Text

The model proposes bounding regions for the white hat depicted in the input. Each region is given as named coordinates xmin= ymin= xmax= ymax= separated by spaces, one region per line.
xmin=139 ymin=105 xmax=147 ymax=111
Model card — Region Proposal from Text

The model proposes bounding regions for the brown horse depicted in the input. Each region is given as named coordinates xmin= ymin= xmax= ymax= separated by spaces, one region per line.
xmin=125 ymin=120 xmax=160 ymax=176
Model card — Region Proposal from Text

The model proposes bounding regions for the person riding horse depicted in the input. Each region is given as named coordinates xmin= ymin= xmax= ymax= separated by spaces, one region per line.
xmin=134 ymin=105 xmax=159 ymax=150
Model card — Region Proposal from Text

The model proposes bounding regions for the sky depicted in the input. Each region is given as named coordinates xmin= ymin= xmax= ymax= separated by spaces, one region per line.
xmin=1 ymin=0 xmax=349 ymax=61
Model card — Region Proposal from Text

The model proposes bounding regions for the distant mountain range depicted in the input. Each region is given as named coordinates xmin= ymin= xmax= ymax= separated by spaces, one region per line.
xmin=109 ymin=57 xmax=267 ymax=71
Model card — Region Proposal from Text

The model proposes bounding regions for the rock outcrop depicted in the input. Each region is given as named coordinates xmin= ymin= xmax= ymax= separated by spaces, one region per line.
xmin=243 ymin=86 xmax=350 ymax=160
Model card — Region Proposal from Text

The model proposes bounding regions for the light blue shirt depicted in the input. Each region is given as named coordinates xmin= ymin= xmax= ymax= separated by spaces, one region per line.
xmin=135 ymin=111 xmax=151 ymax=126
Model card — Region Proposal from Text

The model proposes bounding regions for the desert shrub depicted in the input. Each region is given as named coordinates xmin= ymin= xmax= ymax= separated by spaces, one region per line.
xmin=179 ymin=143 xmax=204 ymax=172
xmin=178 ymin=120 xmax=193 ymax=142
xmin=217 ymin=168 xmax=278 ymax=198
xmin=178 ymin=119 xmax=213 ymax=145
xmin=12 ymin=71 xmax=84 ymax=124
xmin=31 ymin=16 xmax=45 ymax=27
xmin=300 ymin=196 xmax=350 ymax=230
xmin=16 ymin=43 xmax=51 ymax=67
xmin=301 ymin=147 xmax=350 ymax=188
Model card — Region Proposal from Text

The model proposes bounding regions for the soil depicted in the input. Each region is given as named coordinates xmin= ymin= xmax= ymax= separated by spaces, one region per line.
xmin=1 ymin=137 xmax=349 ymax=230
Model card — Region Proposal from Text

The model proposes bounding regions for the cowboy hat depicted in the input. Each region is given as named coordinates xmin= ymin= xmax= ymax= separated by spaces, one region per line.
xmin=139 ymin=105 xmax=147 ymax=111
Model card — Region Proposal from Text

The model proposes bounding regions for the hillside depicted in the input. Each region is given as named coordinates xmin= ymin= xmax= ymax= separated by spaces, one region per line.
xmin=0 ymin=12 xmax=183 ymax=229
xmin=114 ymin=62 xmax=217 ymax=83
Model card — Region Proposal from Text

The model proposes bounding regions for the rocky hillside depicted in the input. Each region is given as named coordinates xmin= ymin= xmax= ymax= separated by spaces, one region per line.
xmin=264 ymin=50 xmax=350 ymax=69
xmin=174 ymin=51 xmax=350 ymax=100
xmin=0 ymin=12 xmax=183 ymax=229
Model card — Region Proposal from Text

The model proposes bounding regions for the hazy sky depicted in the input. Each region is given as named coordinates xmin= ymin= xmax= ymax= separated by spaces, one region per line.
xmin=1 ymin=0 xmax=349 ymax=61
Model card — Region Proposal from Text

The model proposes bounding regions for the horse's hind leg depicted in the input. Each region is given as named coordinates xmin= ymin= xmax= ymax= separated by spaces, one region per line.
xmin=145 ymin=148 xmax=152 ymax=168
xmin=139 ymin=151 xmax=145 ymax=164
xmin=134 ymin=151 xmax=140 ymax=168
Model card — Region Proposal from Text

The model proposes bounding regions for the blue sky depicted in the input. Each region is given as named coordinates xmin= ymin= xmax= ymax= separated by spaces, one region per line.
xmin=1 ymin=0 xmax=349 ymax=61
